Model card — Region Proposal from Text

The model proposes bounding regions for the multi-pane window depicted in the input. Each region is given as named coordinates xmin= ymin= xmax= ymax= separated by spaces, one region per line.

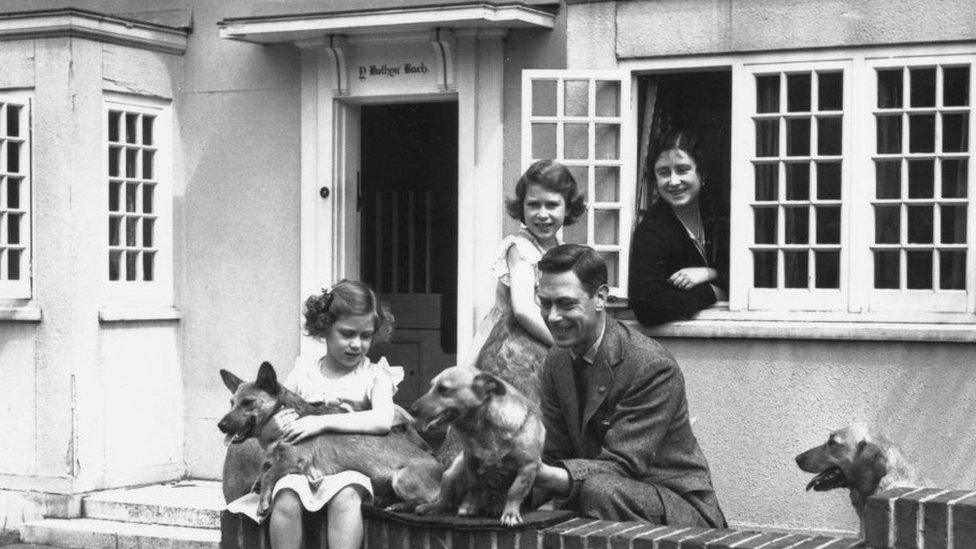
xmin=0 ymin=94 xmax=30 ymax=298
xmin=522 ymin=71 xmax=634 ymax=293
xmin=869 ymin=63 xmax=972 ymax=312
xmin=107 ymin=106 xmax=158 ymax=283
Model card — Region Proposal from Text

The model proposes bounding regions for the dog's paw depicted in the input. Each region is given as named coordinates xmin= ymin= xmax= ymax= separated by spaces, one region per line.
xmin=383 ymin=502 xmax=414 ymax=513
xmin=414 ymin=502 xmax=442 ymax=516
xmin=457 ymin=500 xmax=478 ymax=517
xmin=500 ymin=508 xmax=523 ymax=527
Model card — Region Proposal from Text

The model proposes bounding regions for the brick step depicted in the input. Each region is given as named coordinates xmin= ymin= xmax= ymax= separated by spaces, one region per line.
xmin=82 ymin=480 xmax=223 ymax=529
xmin=20 ymin=518 xmax=220 ymax=549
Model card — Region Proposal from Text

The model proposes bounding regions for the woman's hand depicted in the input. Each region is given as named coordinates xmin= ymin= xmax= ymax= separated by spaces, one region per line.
xmin=281 ymin=415 xmax=325 ymax=444
xmin=668 ymin=267 xmax=716 ymax=290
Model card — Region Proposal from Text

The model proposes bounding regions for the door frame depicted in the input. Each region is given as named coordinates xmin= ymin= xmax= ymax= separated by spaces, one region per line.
xmin=297 ymin=30 xmax=506 ymax=357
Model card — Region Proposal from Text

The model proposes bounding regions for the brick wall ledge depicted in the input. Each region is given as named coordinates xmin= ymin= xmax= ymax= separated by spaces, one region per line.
xmin=865 ymin=486 xmax=976 ymax=548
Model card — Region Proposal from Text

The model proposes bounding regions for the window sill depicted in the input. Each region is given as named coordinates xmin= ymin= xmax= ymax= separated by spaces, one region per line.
xmin=98 ymin=306 xmax=182 ymax=323
xmin=610 ymin=303 xmax=976 ymax=343
xmin=0 ymin=305 xmax=42 ymax=322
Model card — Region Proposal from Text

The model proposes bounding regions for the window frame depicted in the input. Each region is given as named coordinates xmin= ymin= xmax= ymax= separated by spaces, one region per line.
xmin=613 ymin=43 xmax=976 ymax=324
xmin=0 ymin=91 xmax=32 ymax=300
xmin=103 ymin=93 xmax=173 ymax=306
xmin=521 ymin=69 xmax=636 ymax=296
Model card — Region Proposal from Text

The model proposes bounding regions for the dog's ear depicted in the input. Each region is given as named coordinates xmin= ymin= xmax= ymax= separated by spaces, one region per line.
xmin=472 ymin=372 xmax=506 ymax=399
xmin=851 ymin=439 xmax=888 ymax=497
xmin=256 ymin=361 xmax=280 ymax=395
xmin=220 ymin=369 xmax=244 ymax=393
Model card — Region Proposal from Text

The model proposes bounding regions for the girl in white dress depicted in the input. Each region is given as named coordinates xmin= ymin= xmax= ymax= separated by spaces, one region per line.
xmin=466 ymin=160 xmax=586 ymax=400
xmin=260 ymin=280 xmax=399 ymax=549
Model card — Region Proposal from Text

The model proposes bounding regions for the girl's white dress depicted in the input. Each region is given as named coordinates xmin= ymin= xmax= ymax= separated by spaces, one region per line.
xmin=463 ymin=227 xmax=552 ymax=402
xmin=226 ymin=356 xmax=404 ymax=523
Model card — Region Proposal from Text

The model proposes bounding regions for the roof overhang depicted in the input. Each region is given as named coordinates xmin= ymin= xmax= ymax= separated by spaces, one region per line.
xmin=218 ymin=3 xmax=555 ymax=43
xmin=0 ymin=8 xmax=188 ymax=55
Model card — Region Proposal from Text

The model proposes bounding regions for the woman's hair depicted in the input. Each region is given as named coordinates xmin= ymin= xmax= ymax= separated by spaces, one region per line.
xmin=645 ymin=129 xmax=707 ymax=181
xmin=537 ymin=243 xmax=608 ymax=296
xmin=505 ymin=159 xmax=587 ymax=225
xmin=303 ymin=279 xmax=395 ymax=341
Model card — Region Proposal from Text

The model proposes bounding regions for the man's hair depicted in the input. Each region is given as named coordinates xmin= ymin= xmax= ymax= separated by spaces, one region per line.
xmin=538 ymin=244 xmax=608 ymax=296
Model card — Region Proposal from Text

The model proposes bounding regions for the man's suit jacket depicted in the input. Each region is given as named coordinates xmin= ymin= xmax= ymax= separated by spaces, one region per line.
xmin=540 ymin=315 xmax=725 ymax=527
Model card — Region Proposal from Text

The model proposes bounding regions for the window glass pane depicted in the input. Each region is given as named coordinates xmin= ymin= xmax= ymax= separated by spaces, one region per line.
xmin=143 ymin=251 xmax=155 ymax=281
xmin=109 ymin=216 xmax=121 ymax=246
xmin=143 ymin=184 xmax=154 ymax=214
xmin=567 ymin=166 xmax=588 ymax=195
xmin=564 ymin=123 xmax=588 ymax=159
xmin=753 ymin=250 xmax=777 ymax=288
xmin=109 ymin=146 xmax=120 ymax=177
xmin=755 ymin=120 xmax=779 ymax=157
xmin=109 ymin=250 xmax=122 ymax=280
xmin=564 ymin=80 xmax=589 ymax=117
xmin=595 ymin=124 xmax=619 ymax=160
xmin=125 ymin=113 xmax=138 ymax=144
xmin=142 ymin=115 xmax=154 ymax=146
xmin=875 ymin=160 xmax=901 ymax=199
xmin=816 ymin=206 xmax=841 ymax=244
xmin=755 ymin=163 xmax=778 ymax=201
xmin=562 ymin=210 xmax=587 ymax=245
xmin=126 ymin=250 xmax=139 ymax=280
xmin=908 ymin=114 xmax=935 ymax=153
xmin=595 ymin=81 xmax=620 ymax=117
xmin=143 ymin=217 xmax=154 ymax=248
xmin=787 ymin=73 xmax=811 ymax=112
xmin=125 ymin=148 xmax=139 ymax=178
xmin=6 ymin=212 xmax=20 ymax=244
xmin=907 ymin=160 xmax=934 ymax=199
xmin=906 ymin=250 xmax=932 ymax=289
xmin=817 ymin=162 xmax=841 ymax=200
xmin=786 ymin=118 xmax=811 ymax=156
xmin=942 ymin=159 xmax=968 ymax=198
xmin=942 ymin=113 xmax=969 ymax=153
xmin=818 ymin=72 xmax=843 ymax=111
xmin=594 ymin=209 xmax=619 ymax=245
xmin=6 ymin=141 xmax=19 ymax=173
xmin=126 ymin=183 xmax=138 ymax=212
xmin=594 ymin=167 xmax=619 ymax=201
xmin=874 ymin=250 xmax=899 ymax=288
xmin=7 ymin=248 xmax=21 ymax=280
xmin=815 ymin=250 xmax=840 ymax=289
xmin=6 ymin=105 xmax=20 ymax=137
xmin=756 ymin=74 xmax=780 ymax=113
xmin=126 ymin=216 xmax=138 ymax=246
xmin=943 ymin=66 xmax=970 ymax=107
xmin=599 ymin=251 xmax=618 ymax=287
xmin=754 ymin=207 xmax=777 ymax=244
xmin=784 ymin=206 xmax=809 ymax=244
xmin=108 ymin=111 xmax=121 ymax=143
xmin=817 ymin=117 xmax=842 ymax=155
xmin=940 ymin=250 xmax=966 ymax=289
xmin=532 ymin=80 xmax=557 ymax=116
xmin=875 ymin=205 xmax=900 ymax=243
xmin=909 ymin=68 xmax=936 ymax=107
xmin=6 ymin=177 xmax=20 ymax=208
xmin=906 ymin=205 xmax=933 ymax=243
xmin=143 ymin=150 xmax=154 ymax=179
xmin=531 ymin=123 xmax=556 ymax=159
xmin=877 ymin=69 xmax=903 ymax=108
xmin=940 ymin=205 xmax=967 ymax=244
xmin=109 ymin=181 xmax=121 ymax=212
xmin=784 ymin=250 xmax=808 ymax=288
xmin=876 ymin=115 xmax=902 ymax=153
xmin=785 ymin=163 xmax=809 ymax=200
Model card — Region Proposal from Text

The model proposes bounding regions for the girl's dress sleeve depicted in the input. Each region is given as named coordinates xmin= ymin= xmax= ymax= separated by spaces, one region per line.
xmin=370 ymin=356 xmax=404 ymax=395
xmin=488 ymin=234 xmax=522 ymax=285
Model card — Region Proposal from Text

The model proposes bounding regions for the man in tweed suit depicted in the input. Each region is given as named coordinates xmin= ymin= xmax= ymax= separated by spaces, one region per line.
xmin=532 ymin=244 xmax=726 ymax=527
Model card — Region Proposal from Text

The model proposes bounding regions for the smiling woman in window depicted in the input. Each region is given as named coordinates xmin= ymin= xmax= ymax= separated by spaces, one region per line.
xmin=628 ymin=130 xmax=729 ymax=326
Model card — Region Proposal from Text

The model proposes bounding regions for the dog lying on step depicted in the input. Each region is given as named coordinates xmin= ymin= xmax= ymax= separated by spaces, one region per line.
xmin=795 ymin=422 xmax=925 ymax=530
xmin=218 ymin=361 xmax=442 ymax=517
xmin=410 ymin=365 xmax=544 ymax=527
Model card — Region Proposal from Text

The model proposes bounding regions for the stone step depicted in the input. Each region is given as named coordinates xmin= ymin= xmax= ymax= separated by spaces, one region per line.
xmin=20 ymin=518 xmax=220 ymax=549
xmin=82 ymin=480 xmax=223 ymax=529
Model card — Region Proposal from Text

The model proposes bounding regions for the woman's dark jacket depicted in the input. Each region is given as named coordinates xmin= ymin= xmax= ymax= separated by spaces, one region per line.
xmin=628 ymin=199 xmax=729 ymax=326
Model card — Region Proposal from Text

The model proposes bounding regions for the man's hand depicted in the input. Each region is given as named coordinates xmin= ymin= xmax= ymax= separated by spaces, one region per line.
xmin=668 ymin=267 xmax=715 ymax=290
xmin=534 ymin=463 xmax=572 ymax=497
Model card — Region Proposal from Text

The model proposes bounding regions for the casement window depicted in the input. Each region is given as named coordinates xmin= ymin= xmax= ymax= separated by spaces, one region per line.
xmin=522 ymin=71 xmax=635 ymax=295
xmin=105 ymin=95 xmax=172 ymax=303
xmin=525 ymin=45 xmax=976 ymax=322
xmin=0 ymin=92 xmax=31 ymax=299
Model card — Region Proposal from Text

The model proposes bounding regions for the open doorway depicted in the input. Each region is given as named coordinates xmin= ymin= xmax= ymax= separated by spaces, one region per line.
xmin=360 ymin=101 xmax=458 ymax=406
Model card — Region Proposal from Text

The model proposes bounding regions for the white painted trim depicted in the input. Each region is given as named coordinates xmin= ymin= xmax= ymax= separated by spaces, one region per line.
xmin=97 ymin=306 xmax=181 ymax=322
xmin=218 ymin=4 xmax=554 ymax=43
xmin=0 ymin=304 xmax=41 ymax=321
xmin=0 ymin=8 xmax=187 ymax=55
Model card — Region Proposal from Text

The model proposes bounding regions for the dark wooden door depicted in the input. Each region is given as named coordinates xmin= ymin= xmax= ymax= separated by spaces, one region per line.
xmin=360 ymin=102 xmax=458 ymax=406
